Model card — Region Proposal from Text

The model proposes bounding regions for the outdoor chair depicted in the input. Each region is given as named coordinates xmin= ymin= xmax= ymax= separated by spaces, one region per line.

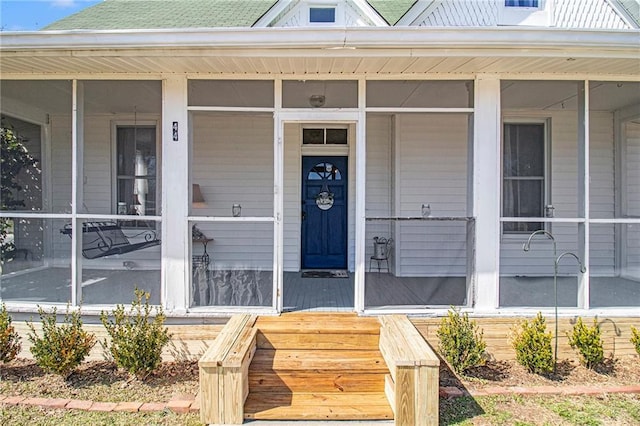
xmin=60 ymin=221 xmax=160 ymax=259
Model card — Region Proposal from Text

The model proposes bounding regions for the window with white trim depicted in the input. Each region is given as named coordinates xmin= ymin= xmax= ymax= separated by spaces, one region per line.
xmin=502 ymin=122 xmax=547 ymax=233
xmin=309 ymin=6 xmax=336 ymax=23
xmin=116 ymin=125 xmax=157 ymax=216
xmin=505 ymin=0 xmax=539 ymax=7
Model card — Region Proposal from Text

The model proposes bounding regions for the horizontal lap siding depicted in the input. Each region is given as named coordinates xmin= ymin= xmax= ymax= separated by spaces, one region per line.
xmin=365 ymin=115 xmax=393 ymax=265
xmin=396 ymin=114 xmax=468 ymax=276
xmin=283 ymin=123 xmax=301 ymax=271
xmin=625 ymin=122 xmax=640 ymax=278
xmin=501 ymin=111 xmax=616 ymax=276
xmin=192 ymin=114 xmax=274 ymax=270
xmin=50 ymin=115 xmax=73 ymax=260
xmin=83 ymin=116 xmax=112 ymax=215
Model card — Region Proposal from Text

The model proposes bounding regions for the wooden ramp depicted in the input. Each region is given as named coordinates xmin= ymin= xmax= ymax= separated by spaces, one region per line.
xmin=244 ymin=312 xmax=394 ymax=421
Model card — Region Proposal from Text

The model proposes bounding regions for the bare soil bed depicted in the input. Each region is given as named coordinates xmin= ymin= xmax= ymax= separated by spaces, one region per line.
xmin=1 ymin=355 xmax=638 ymax=404
xmin=441 ymin=356 xmax=640 ymax=393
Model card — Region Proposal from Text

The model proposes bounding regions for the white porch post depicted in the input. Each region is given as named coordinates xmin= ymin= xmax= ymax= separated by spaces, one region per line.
xmin=577 ymin=81 xmax=590 ymax=309
xmin=162 ymin=77 xmax=189 ymax=313
xmin=355 ymin=79 xmax=367 ymax=313
xmin=473 ymin=76 xmax=501 ymax=312
xmin=71 ymin=80 xmax=84 ymax=306
xmin=274 ymin=79 xmax=284 ymax=313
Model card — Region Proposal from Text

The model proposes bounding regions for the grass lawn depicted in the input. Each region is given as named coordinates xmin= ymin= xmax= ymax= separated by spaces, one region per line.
xmin=441 ymin=394 xmax=640 ymax=425
xmin=2 ymin=394 xmax=639 ymax=425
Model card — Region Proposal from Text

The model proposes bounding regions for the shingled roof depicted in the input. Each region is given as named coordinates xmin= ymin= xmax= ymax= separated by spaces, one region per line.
xmin=43 ymin=0 xmax=279 ymax=30
xmin=43 ymin=0 xmax=418 ymax=30
xmin=367 ymin=0 xmax=417 ymax=25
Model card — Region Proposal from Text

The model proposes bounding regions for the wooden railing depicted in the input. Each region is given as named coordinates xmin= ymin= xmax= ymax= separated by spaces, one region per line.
xmin=199 ymin=314 xmax=257 ymax=425
xmin=379 ymin=315 xmax=440 ymax=426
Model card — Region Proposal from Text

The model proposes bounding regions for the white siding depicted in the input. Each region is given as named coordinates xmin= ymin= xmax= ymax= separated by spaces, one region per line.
xmin=191 ymin=113 xmax=274 ymax=270
xmin=83 ymin=115 xmax=112 ymax=214
xmin=365 ymin=115 xmax=393 ymax=269
xmin=415 ymin=0 xmax=632 ymax=29
xmin=50 ymin=114 xmax=73 ymax=261
xmin=555 ymin=0 xmax=630 ymax=29
xmin=624 ymin=121 xmax=640 ymax=278
xmin=274 ymin=1 xmax=375 ymax=27
xmin=395 ymin=114 xmax=469 ymax=276
xmin=283 ymin=123 xmax=301 ymax=271
xmin=417 ymin=0 xmax=497 ymax=27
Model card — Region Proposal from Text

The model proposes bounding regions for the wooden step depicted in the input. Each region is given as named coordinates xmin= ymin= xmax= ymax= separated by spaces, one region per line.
xmin=245 ymin=313 xmax=392 ymax=421
xmin=249 ymin=371 xmax=386 ymax=393
xmin=244 ymin=392 xmax=394 ymax=420
xmin=256 ymin=316 xmax=381 ymax=335
xmin=257 ymin=330 xmax=379 ymax=350
xmin=250 ymin=349 xmax=387 ymax=372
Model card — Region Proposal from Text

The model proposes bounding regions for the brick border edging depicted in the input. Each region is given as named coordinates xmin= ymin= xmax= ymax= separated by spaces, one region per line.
xmin=440 ymin=384 xmax=640 ymax=398
xmin=2 ymin=385 xmax=640 ymax=413
xmin=0 ymin=394 xmax=199 ymax=414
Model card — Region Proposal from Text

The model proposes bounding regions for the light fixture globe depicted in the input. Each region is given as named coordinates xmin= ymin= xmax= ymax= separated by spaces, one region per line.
xmin=309 ymin=94 xmax=326 ymax=108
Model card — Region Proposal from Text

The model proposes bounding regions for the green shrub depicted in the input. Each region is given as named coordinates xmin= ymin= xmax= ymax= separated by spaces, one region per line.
xmin=511 ymin=312 xmax=554 ymax=375
xmin=27 ymin=305 xmax=96 ymax=378
xmin=437 ymin=307 xmax=487 ymax=374
xmin=631 ymin=326 xmax=640 ymax=356
xmin=0 ymin=303 xmax=21 ymax=363
xmin=567 ymin=317 xmax=604 ymax=369
xmin=100 ymin=289 xmax=171 ymax=380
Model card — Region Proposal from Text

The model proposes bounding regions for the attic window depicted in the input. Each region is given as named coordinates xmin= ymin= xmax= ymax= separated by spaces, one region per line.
xmin=505 ymin=0 xmax=538 ymax=6
xmin=310 ymin=7 xmax=336 ymax=23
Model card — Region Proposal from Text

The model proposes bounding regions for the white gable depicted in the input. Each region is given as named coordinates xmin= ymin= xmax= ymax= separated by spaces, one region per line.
xmin=256 ymin=0 xmax=387 ymax=27
xmin=555 ymin=0 xmax=631 ymax=29
xmin=405 ymin=0 xmax=635 ymax=29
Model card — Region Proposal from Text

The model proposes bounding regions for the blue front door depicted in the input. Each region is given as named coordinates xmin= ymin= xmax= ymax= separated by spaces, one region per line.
xmin=301 ymin=156 xmax=348 ymax=269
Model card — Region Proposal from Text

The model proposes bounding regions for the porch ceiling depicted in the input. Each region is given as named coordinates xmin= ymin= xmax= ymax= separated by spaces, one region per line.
xmin=2 ymin=54 xmax=639 ymax=77
xmin=1 ymin=27 xmax=639 ymax=78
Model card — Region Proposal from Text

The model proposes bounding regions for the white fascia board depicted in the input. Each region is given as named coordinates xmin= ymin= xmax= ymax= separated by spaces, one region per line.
xmin=1 ymin=27 xmax=638 ymax=58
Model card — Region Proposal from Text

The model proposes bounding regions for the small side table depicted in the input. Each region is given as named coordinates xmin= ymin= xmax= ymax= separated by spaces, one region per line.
xmin=193 ymin=237 xmax=214 ymax=271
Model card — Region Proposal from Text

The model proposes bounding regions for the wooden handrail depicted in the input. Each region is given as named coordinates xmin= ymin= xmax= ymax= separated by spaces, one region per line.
xmin=199 ymin=314 xmax=257 ymax=425
xmin=379 ymin=315 xmax=439 ymax=426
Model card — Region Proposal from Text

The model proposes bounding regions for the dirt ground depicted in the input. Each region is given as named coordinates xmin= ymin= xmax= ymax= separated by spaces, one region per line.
xmin=441 ymin=356 xmax=640 ymax=393
xmin=1 ymin=355 xmax=638 ymax=404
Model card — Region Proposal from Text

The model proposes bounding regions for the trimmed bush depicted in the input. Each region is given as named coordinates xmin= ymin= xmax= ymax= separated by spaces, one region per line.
xmin=0 ymin=303 xmax=21 ymax=363
xmin=512 ymin=312 xmax=554 ymax=375
xmin=100 ymin=289 xmax=171 ymax=380
xmin=631 ymin=326 xmax=640 ymax=356
xmin=437 ymin=307 xmax=487 ymax=374
xmin=27 ymin=305 xmax=96 ymax=378
xmin=567 ymin=317 xmax=604 ymax=369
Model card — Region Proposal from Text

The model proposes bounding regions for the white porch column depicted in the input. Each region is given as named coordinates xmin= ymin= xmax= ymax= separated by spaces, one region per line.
xmin=162 ymin=77 xmax=189 ymax=313
xmin=473 ymin=76 xmax=501 ymax=312
xmin=577 ymin=81 xmax=590 ymax=309
xmin=355 ymin=79 xmax=366 ymax=313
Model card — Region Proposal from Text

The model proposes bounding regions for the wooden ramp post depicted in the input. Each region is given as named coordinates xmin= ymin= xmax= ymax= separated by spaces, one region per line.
xmin=199 ymin=314 xmax=257 ymax=425
xmin=379 ymin=315 xmax=440 ymax=426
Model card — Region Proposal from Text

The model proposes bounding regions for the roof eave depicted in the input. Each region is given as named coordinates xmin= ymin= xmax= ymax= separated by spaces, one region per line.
xmin=1 ymin=27 xmax=639 ymax=57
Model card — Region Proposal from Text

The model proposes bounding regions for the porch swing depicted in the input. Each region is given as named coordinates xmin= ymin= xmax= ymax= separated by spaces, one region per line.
xmin=60 ymin=105 xmax=160 ymax=259
xmin=60 ymin=221 xmax=160 ymax=259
